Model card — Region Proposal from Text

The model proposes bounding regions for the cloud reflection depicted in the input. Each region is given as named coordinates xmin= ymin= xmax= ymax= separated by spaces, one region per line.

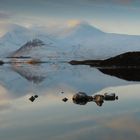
xmin=0 ymin=84 xmax=139 ymax=139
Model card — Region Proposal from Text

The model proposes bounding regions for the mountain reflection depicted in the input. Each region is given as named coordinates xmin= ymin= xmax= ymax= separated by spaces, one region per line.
xmin=11 ymin=64 xmax=56 ymax=84
xmin=98 ymin=67 xmax=140 ymax=81
xmin=11 ymin=64 xmax=48 ymax=84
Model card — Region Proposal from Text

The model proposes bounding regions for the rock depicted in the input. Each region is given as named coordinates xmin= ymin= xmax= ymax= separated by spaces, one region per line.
xmin=34 ymin=95 xmax=38 ymax=98
xmin=29 ymin=96 xmax=35 ymax=102
xmin=104 ymin=93 xmax=117 ymax=101
xmin=93 ymin=95 xmax=104 ymax=102
xmin=72 ymin=92 xmax=93 ymax=105
xmin=62 ymin=97 xmax=68 ymax=102
xmin=116 ymin=96 xmax=118 ymax=100
xmin=93 ymin=95 xmax=104 ymax=106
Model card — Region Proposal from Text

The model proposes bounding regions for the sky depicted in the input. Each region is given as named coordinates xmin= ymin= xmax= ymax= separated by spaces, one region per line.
xmin=0 ymin=0 xmax=140 ymax=36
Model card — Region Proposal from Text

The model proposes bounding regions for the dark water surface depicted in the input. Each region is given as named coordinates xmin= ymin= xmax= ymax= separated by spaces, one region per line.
xmin=0 ymin=63 xmax=140 ymax=140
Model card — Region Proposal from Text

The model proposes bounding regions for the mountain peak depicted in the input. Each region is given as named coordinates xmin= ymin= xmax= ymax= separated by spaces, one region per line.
xmin=59 ymin=22 xmax=104 ymax=41
xmin=72 ymin=22 xmax=104 ymax=34
xmin=11 ymin=39 xmax=45 ymax=57
xmin=26 ymin=39 xmax=45 ymax=46
xmin=9 ymin=24 xmax=29 ymax=32
xmin=17 ymin=39 xmax=45 ymax=51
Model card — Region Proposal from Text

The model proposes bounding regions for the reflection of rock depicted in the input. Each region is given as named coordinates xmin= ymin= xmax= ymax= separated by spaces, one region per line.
xmin=95 ymin=101 xmax=104 ymax=107
xmin=98 ymin=68 xmax=140 ymax=81
xmin=26 ymin=59 xmax=42 ymax=65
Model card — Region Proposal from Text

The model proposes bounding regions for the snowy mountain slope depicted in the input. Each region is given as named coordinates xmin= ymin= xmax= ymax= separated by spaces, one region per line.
xmin=11 ymin=39 xmax=45 ymax=57
xmin=56 ymin=22 xmax=140 ymax=59
xmin=72 ymin=33 xmax=140 ymax=59
xmin=0 ymin=25 xmax=32 ymax=57
xmin=0 ymin=24 xmax=61 ymax=57
xmin=0 ymin=22 xmax=140 ymax=60
xmin=10 ymin=39 xmax=59 ymax=59
xmin=57 ymin=22 xmax=105 ymax=44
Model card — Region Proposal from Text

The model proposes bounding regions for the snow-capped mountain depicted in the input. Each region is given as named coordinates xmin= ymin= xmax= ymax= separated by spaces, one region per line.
xmin=11 ymin=39 xmax=45 ymax=57
xmin=0 ymin=24 xmax=60 ymax=57
xmin=0 ymin=25 xmax=32 ymax=56
xmin=10 ymin=39 xmax=61 ymax=60
xmin=0 ymin=22 xmax=140 ymax=60
xmin=58 ymin=22 xmax=104 ymax=40
xmin=56 ymin=22 xmax=140 ymax=59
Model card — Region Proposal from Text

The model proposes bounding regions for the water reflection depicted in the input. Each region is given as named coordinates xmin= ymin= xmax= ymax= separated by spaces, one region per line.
xmin=98 ymin=67 xmax=140 ymax=81
xmin=0 ymin=56 xmax=140 ymax=140
xmin=0 ymin=61 xmax=139 ymax=140
xmin=0 ymin=62 xmax=138 ymax=101
xmin=11 ymin=64 xmax=47 ymax=84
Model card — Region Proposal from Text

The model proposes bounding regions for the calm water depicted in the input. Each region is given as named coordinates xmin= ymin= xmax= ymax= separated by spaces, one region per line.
xmin=0 ymin=62 xmax=140 ymax=140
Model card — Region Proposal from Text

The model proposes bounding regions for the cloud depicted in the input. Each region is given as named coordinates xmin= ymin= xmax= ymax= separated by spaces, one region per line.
xmin=67 ymin=19 xmax=80 ymax=27
xmin=85 ymin=0 xmax=139 ymax=6
xmin=49 ymin=112 xmax=140 ymax=140
xmin=0 ymin=11 xmax=12 ymax=19
xmin=0 ymin=85 xmax=11 ymax=112
xmin=106 ymin=116 xmax=140 ymax=134
xmin=117 ymin=0 xmax=133 ymax=5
